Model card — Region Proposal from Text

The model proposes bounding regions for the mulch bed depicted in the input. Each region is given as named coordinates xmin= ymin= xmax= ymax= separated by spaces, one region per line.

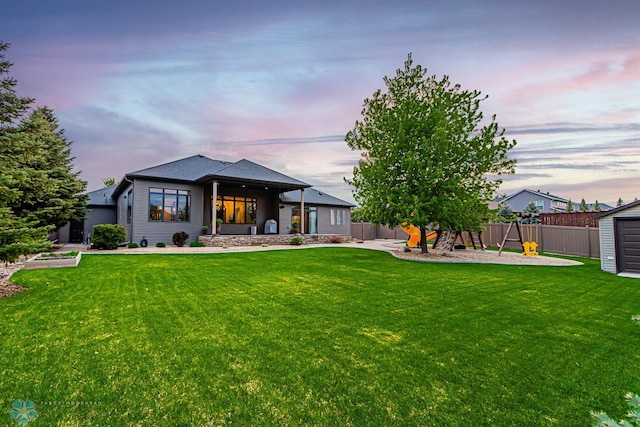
xmin=0 ymin=261 xmax=26 ymax=299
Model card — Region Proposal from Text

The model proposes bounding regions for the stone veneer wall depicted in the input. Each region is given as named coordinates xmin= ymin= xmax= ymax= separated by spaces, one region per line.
xmin=198 ymin=234 xmax=352 ymax=247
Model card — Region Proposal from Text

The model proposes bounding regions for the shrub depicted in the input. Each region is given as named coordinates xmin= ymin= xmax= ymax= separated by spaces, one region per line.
xmin=127 ymin=242 xmax=139 ymax=249
xmin=290 ymin=236 xmax=303 ymax=245
xmin=155 ymin=242 xmax=166 ymax=248
xmin=189 ymin=241 xmax=205 ymax=247
xmin=91 ymin=224 xmax=126 ymax=250
xmin=172 ymin=231 xmax=189 ymax=247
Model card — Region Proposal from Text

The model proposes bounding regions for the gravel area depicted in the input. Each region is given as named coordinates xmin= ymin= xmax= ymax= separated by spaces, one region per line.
xmin=381 ymin=242 xmax=583 ymax=266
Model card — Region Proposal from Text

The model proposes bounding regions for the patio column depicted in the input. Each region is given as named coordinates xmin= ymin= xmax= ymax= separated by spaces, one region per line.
xmin=212 ymin=181 xmax=218 ymax=235
xmin=300 ymin=188 xmax=305 ymax=235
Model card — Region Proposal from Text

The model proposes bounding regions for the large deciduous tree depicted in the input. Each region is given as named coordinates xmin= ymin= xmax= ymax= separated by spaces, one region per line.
xmin=345 ymin=54 xmax=516 ymax=252
xmin=0 ymin=41 xmax=87 ymax=262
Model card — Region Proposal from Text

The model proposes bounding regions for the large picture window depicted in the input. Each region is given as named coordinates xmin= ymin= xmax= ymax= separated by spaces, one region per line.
xmin=149 ymin=188 xmax=191 ymax=222
xmin=216 ymin=195 xmax=256 ymax=224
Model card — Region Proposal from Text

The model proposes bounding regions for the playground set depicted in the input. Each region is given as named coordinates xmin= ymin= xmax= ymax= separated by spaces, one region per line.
xmin=401 ymin=214 xmax=540 ymax=257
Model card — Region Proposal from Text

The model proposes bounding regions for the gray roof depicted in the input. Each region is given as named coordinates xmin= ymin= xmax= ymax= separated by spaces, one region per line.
xmin=596 ymin=200 xmax=640 ymax=219
xmin=503 ymin=189 xmax=568 ymax=202
xmin=86 ymin=185 xmax=117 ymax=206
xmin=199 ymin=159 xmax=310 ymax=189
xmin=128 ymin=155 xmax=308 ymax=188
xmin=128 ymin=155 xmax=233 ymax=182
xmin=281 ymin=188 xmax=355 ymax=207
xmin=114 ymin=155 xmax=310 ymax=196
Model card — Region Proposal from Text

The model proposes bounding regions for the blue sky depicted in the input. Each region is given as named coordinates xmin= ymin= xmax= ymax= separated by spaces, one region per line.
xmin=2 ymin=0 xmax=639 ymax=205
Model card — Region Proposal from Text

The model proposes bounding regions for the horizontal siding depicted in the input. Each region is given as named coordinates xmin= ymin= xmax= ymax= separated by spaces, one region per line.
xmin=599 ymin=217 xmax=616 ymax=273
xmin=131 ymin=180 xmax=204 ymax=246
xmin=85 ymin=207 xmax=117 ymax=236
xmin=601 ymin=205 xmax=640 ymax=273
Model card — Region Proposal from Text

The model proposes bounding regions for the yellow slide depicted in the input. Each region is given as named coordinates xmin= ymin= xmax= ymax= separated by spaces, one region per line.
xmin=401 ymin=224 xmax=437 ymax=248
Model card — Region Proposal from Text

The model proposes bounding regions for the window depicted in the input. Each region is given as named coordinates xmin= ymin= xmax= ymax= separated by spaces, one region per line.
xmin=291 ymin=205 xmax=317 ymax=234
xmin=149 ymin=188 xmax=191 ymax=222
xmin=126 ymin=189 xmax=132 ymax=224
xmin=216 ymin=195 xmax=257 ymax=224
xmin=330 ymin=209 xmax=335 ymax=225
xmin=534 ymin=200 xmax=544 ymax=212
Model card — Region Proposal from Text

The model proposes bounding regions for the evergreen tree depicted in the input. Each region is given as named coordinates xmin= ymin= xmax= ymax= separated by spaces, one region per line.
xmin=521 ymin=201 xmax=541 ymax=224
xmin=0 ymin=42 xmax=50 ymax=262
xmin=617 ymin=197 xmax=624 ymax=207
xmin=7 ymin=107 xmax=88 ymax=229
xmin=345 ymin=54 xmax=516 ymax=252
xmin=594 ymin=200 xmax=601 ymax=212
xmin=0 ymin=42 xmax=87 ymax=262
xmin=565 ymin=198 xmax=574 ymax=213
xmin=579 ymin=198 xmax=588 ymax=212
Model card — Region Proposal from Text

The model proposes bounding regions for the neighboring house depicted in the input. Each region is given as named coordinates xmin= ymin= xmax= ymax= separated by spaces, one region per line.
xmin=57 ymin=185 xmax=117 ymax=243
xmin=59 ymin=155 xmax=354 ymax=246
xmin=596 ymin=200 xmax=640 ymax=276
xmin=500 ymin=189 xmax=569 ymax=213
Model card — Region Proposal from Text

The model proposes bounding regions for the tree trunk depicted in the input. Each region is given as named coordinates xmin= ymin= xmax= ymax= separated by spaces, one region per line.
xmin=420 ymin=226 xmax=428 ymax=253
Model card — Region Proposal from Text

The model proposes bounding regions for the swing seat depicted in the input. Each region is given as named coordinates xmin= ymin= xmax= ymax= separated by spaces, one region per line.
xmin=522 ymin=241 xmax=538 ymax=256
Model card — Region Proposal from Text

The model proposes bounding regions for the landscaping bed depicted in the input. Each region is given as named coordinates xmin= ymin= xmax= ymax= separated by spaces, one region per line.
xmin=22 ymin=250 xmax=81 ymax=270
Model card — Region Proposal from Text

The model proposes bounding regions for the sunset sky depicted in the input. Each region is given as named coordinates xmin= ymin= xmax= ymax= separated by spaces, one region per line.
xmin=2 ymin=0 xmax=639 ymax=205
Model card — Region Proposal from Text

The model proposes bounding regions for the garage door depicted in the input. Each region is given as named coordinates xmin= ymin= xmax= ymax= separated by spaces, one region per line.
xmin=616 ymin=219 xmax=640 ymax=273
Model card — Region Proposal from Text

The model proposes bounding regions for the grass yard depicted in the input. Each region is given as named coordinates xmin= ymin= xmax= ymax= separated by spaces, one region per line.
xmin=2 ymin=248 xmax=640 ymax=425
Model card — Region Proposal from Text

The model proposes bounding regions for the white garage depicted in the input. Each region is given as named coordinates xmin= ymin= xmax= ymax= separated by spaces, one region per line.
xmin=597 ymin=200 xmax=640 ymax=276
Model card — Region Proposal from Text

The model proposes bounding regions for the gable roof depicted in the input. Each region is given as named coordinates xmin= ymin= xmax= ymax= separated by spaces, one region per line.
xmin=502 ymin=189 xmax=568 ymax=203
xmin=86 ymin=185 xmax=117 ymax=206
xmin=281 ymin=188 xmax=355 ymax=207
xmin=596 ymin=200 xmax=640 ymax=219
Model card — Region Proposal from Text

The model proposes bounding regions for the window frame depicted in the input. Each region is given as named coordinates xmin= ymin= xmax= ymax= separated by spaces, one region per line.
xmin=149 ymin=187 xmax=191 ymax=222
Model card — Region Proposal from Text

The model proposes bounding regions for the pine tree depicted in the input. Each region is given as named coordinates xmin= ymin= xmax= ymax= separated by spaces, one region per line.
xmin=565 ymin=198 xmax=574 ymax=213
xmin=594 ymin=200 xmax=601 ymax=212
xmin=0 ymin=42 xmax=87 ymax=262
xmin=579 ymin=198 xmax=588 ymax=212
xmin=617 ymin=197 xmax=624 ymax=207
xmin=7 ymin=107 xmax=88 ymax=229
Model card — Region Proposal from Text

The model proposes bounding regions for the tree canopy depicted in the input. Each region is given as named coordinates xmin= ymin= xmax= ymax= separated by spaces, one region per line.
xmin=345 ymin=54 xmax=516 ymax=251
xmin=0 ymin=41 xmax=87 ymax=262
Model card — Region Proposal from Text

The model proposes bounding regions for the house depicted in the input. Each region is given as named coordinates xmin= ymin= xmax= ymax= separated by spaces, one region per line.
xmin=500 ymin=189 xmax=569 ymax=213
xmin=59 ymin=155 xmax=354 ymax=246
xmin=596 ymin=200 xmax=640 ymax=276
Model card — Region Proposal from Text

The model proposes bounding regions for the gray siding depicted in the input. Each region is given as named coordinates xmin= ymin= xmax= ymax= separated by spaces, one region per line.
xmin=85 ymin=207 xmax=117 ymax=237
xmin=278 ymin=204 xmax=352 ymax=235
xmin=503 ymin=191 xmax=566 ymax=213
xmin=129 ymin=180 xmax=204 ymax=246
xmin=115 ymin=183 xmax=132 ymax=240
xmin=599 ymin=204 xmax=640 ymax=273
xmin=317 ymin=206 xmax=351 ymax=235
xmin=278 ymin=204 xmax=294 ymax=234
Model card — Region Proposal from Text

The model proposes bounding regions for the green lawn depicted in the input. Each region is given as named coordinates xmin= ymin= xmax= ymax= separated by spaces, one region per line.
xmin=2 ymin=248 xmax=639 ymax=425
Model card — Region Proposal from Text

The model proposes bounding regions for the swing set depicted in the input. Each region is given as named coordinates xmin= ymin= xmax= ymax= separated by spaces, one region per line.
xmin=495 ymin=214 xmax=540 ymax=256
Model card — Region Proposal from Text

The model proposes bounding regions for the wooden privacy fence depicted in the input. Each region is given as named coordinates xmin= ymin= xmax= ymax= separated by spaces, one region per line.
xmin=350 ymin=222 xmax=601 ymax=258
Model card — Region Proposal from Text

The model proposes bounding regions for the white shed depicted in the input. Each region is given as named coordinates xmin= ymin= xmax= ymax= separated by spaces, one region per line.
xmin=597 ymin=200 xmax=640 ymax=275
